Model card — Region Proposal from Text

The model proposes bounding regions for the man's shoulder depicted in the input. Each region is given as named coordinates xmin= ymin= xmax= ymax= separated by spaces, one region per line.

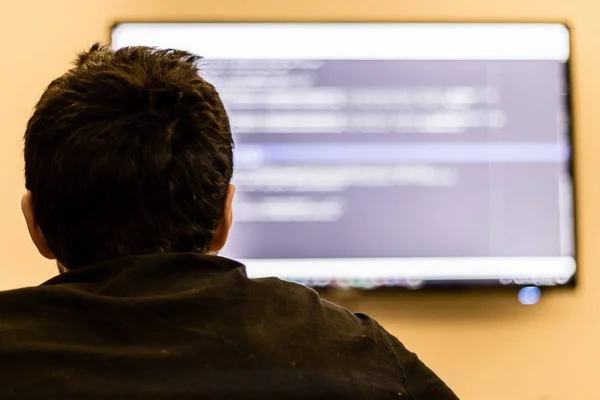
xmin=247 ymin=276 xmax=376 ymax=328
xmin=244 ymin=278 xmax=458 ymax=399
xmin=244 ymin=277 xmax=395 ymax=360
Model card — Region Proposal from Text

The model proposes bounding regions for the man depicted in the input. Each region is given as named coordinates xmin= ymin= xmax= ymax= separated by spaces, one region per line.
xmin=0 ymin=44 xmax=458 ymax=399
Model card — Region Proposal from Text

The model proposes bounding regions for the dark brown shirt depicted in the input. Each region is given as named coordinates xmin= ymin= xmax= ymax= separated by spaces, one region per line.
xmin=0 ymin=253 xmax=458 ymax=399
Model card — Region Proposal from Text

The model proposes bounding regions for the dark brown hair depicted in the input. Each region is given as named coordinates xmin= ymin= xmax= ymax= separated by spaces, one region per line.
xmin=24 ymin=44 xmax=233 ymax=268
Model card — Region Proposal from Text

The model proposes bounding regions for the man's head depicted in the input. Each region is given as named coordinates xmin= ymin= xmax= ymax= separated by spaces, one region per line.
xmin=22 ymin=44 xmax=235 ymax=270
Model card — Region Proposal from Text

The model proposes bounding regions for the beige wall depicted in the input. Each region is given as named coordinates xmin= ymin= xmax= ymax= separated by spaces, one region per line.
xmin=0 ymin=0 xmax=596 ymax=399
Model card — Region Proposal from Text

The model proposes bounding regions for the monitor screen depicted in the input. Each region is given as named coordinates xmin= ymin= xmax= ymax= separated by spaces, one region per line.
xmin=112 ymin=22 xmax=576 ymax=289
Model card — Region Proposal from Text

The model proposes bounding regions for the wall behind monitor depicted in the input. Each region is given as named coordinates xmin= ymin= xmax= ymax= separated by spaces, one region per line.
xmin=0 ymin=0 xmax=595 ymax=399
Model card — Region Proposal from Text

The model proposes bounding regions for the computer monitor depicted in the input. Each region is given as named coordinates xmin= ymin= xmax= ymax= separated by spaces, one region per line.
xmin=112 ymin=22 xmax=576 ymax=289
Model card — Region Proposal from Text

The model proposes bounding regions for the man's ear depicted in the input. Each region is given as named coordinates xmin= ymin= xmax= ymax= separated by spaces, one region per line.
xmin=210 ymin=184 xmax=235 ymax=254
xmin=21 ymin=192 xmax=55 ymax=260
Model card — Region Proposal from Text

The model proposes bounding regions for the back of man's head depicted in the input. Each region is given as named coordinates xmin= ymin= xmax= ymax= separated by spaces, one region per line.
xmin=23 ymin=44 xmax=234 ymax=269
